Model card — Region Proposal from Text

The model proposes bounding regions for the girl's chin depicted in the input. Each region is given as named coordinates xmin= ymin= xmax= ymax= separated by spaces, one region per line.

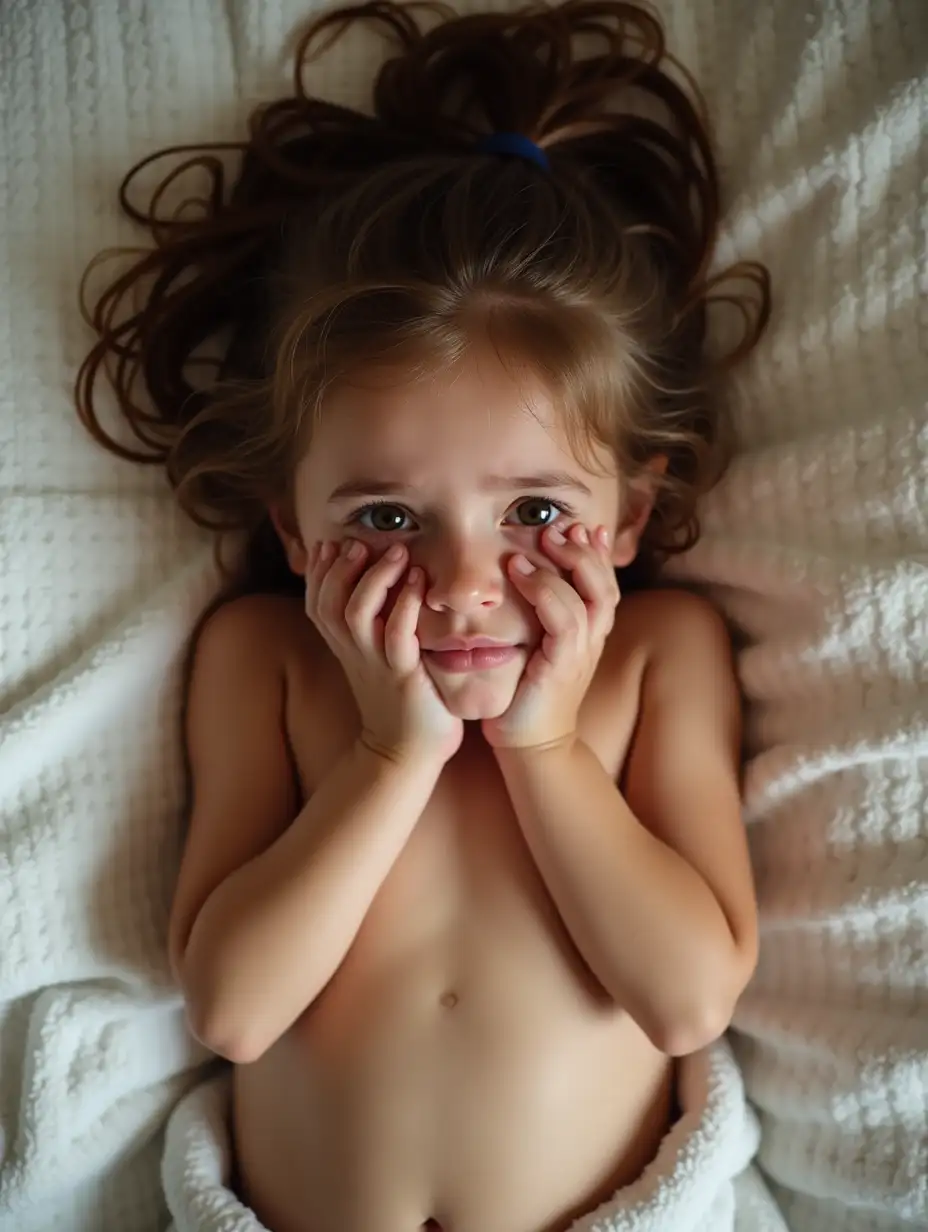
xmin=427 ymin=662 xmax=522 ymax=721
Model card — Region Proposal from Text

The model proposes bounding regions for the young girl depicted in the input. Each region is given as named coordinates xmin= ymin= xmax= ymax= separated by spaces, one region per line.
xmin=78 ymin=3 xmax=770 ymax=1229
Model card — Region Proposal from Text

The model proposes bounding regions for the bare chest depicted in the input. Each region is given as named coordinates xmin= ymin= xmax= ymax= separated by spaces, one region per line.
xmin=283 ymin=642 xmax=645 ymax=964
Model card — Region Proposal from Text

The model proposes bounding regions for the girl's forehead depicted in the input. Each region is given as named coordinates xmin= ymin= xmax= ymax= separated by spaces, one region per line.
xmin=308 ymin=350 xmax=598 ymax=470
xmin=332 ymin=353 xmax=555 ymax=423
xmin=307 ymin=405 xmax=605 ymax=504
xmin=298 ymin=393 xmax=619 ymax=514
xmin=294 ymin=347 xmax=621 ymax=506
xmin=306 ymin=414 xmax=582 ymax=498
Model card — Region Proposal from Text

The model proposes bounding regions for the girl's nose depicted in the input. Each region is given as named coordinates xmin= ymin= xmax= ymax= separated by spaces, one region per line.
xmin=422 ymin=538 xmax=504 ymax=614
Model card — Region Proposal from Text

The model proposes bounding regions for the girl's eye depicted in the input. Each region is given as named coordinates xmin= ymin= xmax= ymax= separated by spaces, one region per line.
xmin=507 ymin=497 xmax=567 ymax=528
xmin=355 ymin=502 xmax=416 ymax=533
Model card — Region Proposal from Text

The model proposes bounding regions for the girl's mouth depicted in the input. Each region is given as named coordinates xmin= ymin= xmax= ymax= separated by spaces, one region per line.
xmin=423 ymin=645 xmax=522 ymax=673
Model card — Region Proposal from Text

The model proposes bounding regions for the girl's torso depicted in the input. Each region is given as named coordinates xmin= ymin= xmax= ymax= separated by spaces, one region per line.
xmin=232 ymin=595 xmax=673 ymax=1232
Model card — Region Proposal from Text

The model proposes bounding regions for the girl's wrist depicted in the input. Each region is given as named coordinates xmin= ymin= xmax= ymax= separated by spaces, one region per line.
xmin=357 ymin=731 xmax=450 ymax=775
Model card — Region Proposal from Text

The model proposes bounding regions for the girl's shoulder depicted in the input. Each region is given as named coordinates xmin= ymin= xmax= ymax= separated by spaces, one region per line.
xmin=615 ymin=585 xmax=729 ymax=639
xmin=608 ymin=586 xmax=736 ymax=692
xmin=190 ymin=591 xmax=310 ymax=686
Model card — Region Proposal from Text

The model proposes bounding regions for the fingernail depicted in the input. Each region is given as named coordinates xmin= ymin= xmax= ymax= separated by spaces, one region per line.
xmin=340 ymin=539 xmax=353 ymax=557
xmin=547 ymin=527 xmax=565 ymax=544
xmin=597 ymin=526 xmax=610 ymax=548
xmin=512 ymin=555 xmax=536 ymax=574
xmin=407 ymin=566 xmax=422 ymax=585
xmin=320 ymin=541 xmax=335 ymax=562
xmin=347 ymin=540 xmax=364 ymax=561
xmin=576 ymin=526 xmax=589 ymax=545
xmin=386 ymin=543 xmax=405 ymax=562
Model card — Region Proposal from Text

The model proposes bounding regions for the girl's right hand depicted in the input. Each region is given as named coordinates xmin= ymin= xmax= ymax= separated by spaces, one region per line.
xmin=305 ymin=538 xmax=464 ymax=765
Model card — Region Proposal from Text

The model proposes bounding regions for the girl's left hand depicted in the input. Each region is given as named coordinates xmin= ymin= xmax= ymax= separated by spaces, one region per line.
xmin=482 ymin=523 xmax=620 ymax=751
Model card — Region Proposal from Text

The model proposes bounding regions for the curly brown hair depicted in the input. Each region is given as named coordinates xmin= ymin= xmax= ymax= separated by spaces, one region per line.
xmin=76 ymin=0 xmax=770 ymax=595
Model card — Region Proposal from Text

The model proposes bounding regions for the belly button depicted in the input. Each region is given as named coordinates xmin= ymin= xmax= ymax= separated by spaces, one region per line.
xmin=439 ymin=991 xmax=459 ymax=1010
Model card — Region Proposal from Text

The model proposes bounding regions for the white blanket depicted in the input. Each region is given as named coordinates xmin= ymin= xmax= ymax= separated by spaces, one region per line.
xmin=0 ymin=1 xmax=925 ymax=1230
xmin=161 ymin=1043 xmax=787 ymax=1232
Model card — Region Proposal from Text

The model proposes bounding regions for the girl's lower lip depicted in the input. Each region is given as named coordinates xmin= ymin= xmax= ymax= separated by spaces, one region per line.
xmin=424 ymin=646 xmax=521 ymax=673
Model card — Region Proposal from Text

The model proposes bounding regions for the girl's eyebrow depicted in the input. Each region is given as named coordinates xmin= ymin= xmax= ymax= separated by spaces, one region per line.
xmin=327 ymin=472 xmax=593 ymax=502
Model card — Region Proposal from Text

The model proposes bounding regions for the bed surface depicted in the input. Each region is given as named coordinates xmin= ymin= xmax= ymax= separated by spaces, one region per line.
xmin=1 ymin=1 xmax=926 ymax=1229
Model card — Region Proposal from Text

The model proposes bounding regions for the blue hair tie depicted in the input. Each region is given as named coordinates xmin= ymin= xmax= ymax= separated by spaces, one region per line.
xmin=475 ymin=131 xmax=550 ymax=172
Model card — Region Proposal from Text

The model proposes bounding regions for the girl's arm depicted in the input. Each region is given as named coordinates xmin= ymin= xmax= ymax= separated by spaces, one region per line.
xmin=495 ymin=594 xmax=758 ymax=1057
xmin=169 ymin=597 xmax=443 ymax=1064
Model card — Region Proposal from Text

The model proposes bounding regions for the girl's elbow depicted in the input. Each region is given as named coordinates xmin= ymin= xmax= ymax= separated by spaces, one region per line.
xmin=649 ymin=947 xmax=756 ymax=1058
xmin=176 ymin=951 xmax=271 ymax=1064
xmin=185 ymin=997 xmax=270 ymax=1065
xmin=652 ymin=1000 xmax=730 ymax=1057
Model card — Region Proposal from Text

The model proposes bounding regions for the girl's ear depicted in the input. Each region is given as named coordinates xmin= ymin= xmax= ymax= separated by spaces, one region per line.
xmin=611 ymin=456 xmax=668 ymax=568
xmin=269 ymin=503 xmax=309 ymax=575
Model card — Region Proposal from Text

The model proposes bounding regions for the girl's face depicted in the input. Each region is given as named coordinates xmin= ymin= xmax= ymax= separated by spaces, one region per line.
xmin=279 ymin=345 xmax=654 ymax=721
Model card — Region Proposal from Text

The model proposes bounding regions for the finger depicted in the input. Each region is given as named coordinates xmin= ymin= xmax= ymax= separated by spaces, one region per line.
xmin=540 ymin=525 xmax=619 ymax=619
xmin=568 ymin=541 xmax=619 ymax=616
xmin=589 ymin=524 xmax=621 ymax=637
xmin=307 ymin=538 xmax=334 ymax=584
xmin=539 ymin=523 xmax=596 ymax=578
xmin=305 ymin=540 xmax=340 ymax=618
xmin=303 ymin=540 xmax=321 ymax=602
xmin=314 ymin=539 xmax=370 ymax=629
xmin=344 ymin=543 xmax=409 ymax=652
xmin=570 ymin=522 xmax=615 ymax=560
xmin=508 ymin=556 xmax=585 ymax=664
xmin=383 ymin=565 xmax=424 ymax=674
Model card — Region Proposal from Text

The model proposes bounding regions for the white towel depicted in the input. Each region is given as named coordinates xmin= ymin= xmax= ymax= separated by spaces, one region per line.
xmin=162 ymin=1043 xmax=788 ymax=1232
xmin=1 ymin=1 xmax=925 ymax=1230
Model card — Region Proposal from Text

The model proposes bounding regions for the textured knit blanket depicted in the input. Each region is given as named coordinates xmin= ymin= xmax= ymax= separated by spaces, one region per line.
xmin=0 ymin=1 xmax=925 ymax=1230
